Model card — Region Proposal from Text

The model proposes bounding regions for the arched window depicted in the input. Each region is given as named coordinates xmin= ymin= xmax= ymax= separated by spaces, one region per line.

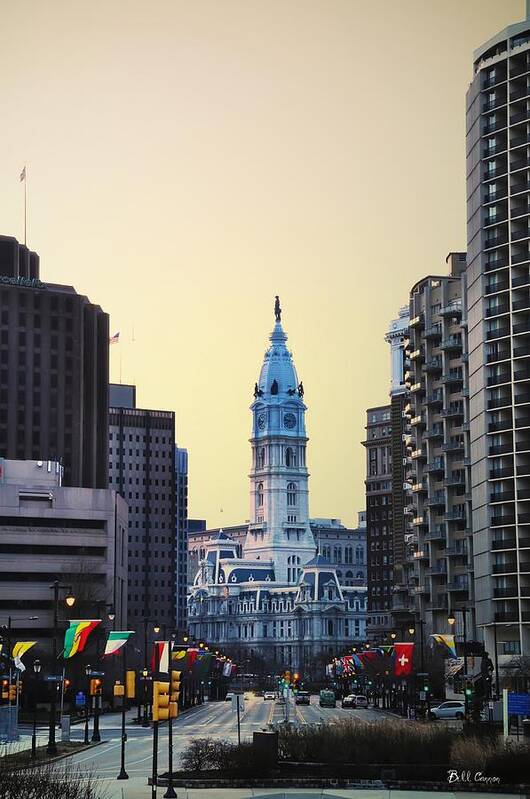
xmin=287 ymin=554 xmax=301 ymax=583
xmin=256 ymin=482 xmax=264 ymax=507
xmin=287 ymin=482 xmax=297 ymax=506
xmin=345 ymin=546 xmax=353 ymax=564
xmin=285 ymin=447 xmax=297 ymax=467
xmin=356 ymin=546 xmax=363 ymax=563
xmin=257 ymin=448 xmax=265 ymax=468
xmin=356 ymin=570 xmax=364 ymax=579
xmin=345 ymin=570 xmax=354 ymax=586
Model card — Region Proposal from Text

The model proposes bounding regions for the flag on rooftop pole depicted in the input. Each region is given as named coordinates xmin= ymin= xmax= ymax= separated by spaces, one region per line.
xmin=19 ymin=166 xmax=26 ymax=182
xmin=104 ymin=630 xmax=134 ymax=656
xmin=63 ymin=620 xmax=101 ymax=658
xmin=109 ymin=332 xmax=120 ymax=345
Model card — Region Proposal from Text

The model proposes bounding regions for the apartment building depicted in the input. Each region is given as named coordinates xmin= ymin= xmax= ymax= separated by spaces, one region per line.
xmin=466 ymin=11 xmax=530 ymax=660
xmin=401 ymin=253 xmax=474 ymax=640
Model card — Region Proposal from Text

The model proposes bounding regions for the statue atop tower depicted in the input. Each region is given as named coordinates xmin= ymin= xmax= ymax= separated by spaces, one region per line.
xmin=274 ymin=295 xmax=282 ymax=322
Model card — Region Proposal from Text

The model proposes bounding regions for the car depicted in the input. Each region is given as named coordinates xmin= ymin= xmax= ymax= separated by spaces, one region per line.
xmin=428 ymin=701 xmax=465 ymax=720
xmin=224 ymin=692 xmax=234 ymax=702
xmin=295 ymin=690 xmax=310 ymax=705
xmin=341 ymin=694 xmax=356 ymax=708
xmin=353 ymin=695 xmax=368 ymax=709
xmin=264 ymin=691 xmax=276 ymax=700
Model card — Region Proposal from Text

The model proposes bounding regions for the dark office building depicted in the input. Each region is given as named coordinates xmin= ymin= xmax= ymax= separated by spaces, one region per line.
xmin=175 ymin=446 xmax=189 ymax=633
xmin=362 ymin=405 xmax=394 ymax=641
xmin=0 ymin=235 xmax=109 ymax=488
xmin=108 ymin=384 xmax=176 ymax=635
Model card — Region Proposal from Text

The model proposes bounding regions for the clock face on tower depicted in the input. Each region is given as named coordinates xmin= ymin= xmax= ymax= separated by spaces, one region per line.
xmin=257 ymin=413 xmax=266 ymax=430
xmin=284 ymin=412 xmax=296 ymax=429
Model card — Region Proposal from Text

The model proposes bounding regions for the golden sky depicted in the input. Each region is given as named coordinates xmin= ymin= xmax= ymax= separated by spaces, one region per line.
xmin=0 ymin=0 xmax=522 ymax=527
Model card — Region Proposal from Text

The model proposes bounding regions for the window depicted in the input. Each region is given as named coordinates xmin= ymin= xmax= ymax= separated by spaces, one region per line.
xmin=256 ymin=482 xmax=264 ymax=507
xmin=287 ymin=482 xmax=297 ymax=506
xmin=285 ymin=447 xmax=296 ymax=467
xmin=257 ymin=447 xmax=265 ymax=468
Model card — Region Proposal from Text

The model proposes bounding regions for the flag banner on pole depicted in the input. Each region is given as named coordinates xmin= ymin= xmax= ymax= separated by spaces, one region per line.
xmin=109 ymin=332 xmax=120 ymax=345
xmin=104 ymin=631 xmax=134 ymax=656
xmin=151 ymin=641 xmax=170 ymax=673
xmin=186 ymin=648 xmax=198 ymax=669
xmin=63 ymin=620 xmax=101 ymax=659
xmin=431 ymin=633 xmax=457 ymax=659
xmin=222 ymin=661 xmax=232 ymax=677
xmin=171 ymin=648 xmax=187 ymax=663
xmin=12 ymin=641 xmax=37 ymax=671
xmin=393 ymin=643 xmax=414 ymax=677
xmin=19 ymin=166 xmax=26 ymax=182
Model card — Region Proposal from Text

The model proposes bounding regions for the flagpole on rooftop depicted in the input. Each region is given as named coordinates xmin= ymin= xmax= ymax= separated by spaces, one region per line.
xmin=20 ymin=165 xmax=27 ymax=245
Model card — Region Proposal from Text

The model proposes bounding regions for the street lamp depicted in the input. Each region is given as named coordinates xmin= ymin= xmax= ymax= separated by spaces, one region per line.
xmin=448 ymin=609 xmax=468 ymax=713
xmin=142 ymin=667 xmax=150 ymax=728
xmin=31 ymin=659 xmax=42 ymax=759
xmin=47 ymin=582 xmax=75 ymax=756
xmin=84 ymin=665 xmax=91 ymax=744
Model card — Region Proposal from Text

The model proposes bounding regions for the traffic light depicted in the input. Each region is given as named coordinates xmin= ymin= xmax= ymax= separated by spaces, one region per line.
xmin=465 ymin=681 xmax=473 ymax=698
xmin=64 ymin=679 xmax=71 ymax=692
xmin=153 ymin=680 xmax=170 ymax=721
xmin=170 ymin=671 xmax=181 ymax=702
xmin=1 ymin=679 xmax=8 ymax=700
xmin=90 ymin=678 xmax=102 ymax=696
xmin=114 ymin=681 xmax=125 ymax=697
xmin=8 ymin=684 xmax=16 ymax=701
xmin=126 ymin=670 xmax=136 ymax=699
xmin=292 ymin=672 xmax=300 ymax=693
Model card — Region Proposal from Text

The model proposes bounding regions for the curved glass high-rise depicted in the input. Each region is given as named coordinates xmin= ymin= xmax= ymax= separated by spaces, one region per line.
xmin=467 ymin=10 xmax=530 ymax=664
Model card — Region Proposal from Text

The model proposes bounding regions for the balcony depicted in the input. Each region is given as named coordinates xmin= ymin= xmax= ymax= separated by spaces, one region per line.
xmin=440 ymin=301 xmax=463 ymax=318
xmin=412 ymin=515 xmax=427 ymax=527
xmin=441 ymin=403 xmax=464 ymax=419
xmin=447 ymin=581 xmax=469 ymax=592
xmin=513 ymin=296 xmax=530 ymax=311
xmin=515 ymin=439 xmax=530 ymax=452
xmin=412 ymin=480 xmax=428 ymax=493
xmin=428 ymin=563 xmax=447 ymax=575
xmin=427 ymin=491 xmax=446 ymax=508
xmin=444 ymin=473 xmax=466 ymax=487
xmin=487 ymin=326 xmax=510 ymax=340
xmin=485 ymin=280 xmax=510 ymax=295
xmin=494 ymin=612 xmax=519 ymax=622
xmin=488 ymin=395 xmax=512 ymax=409
xmin=515 ymin=366 xmax=530 ymax=381
xmin=444 ymin=508 xmax=466 ymax=521
xmin=442 ymin=369 xmax=464 ymax=385
xmin=487 ymin=372 xmax=511 ymax=386
xmin=516 ymin=415 xmax=530 ymax=428
xmin=442 ymin=440 xmax=465 ymax=453
xmin=409 ymin=314 xmax=424 ymax=329
xmin=425 ymin=324 xmax=442 ymax=339
xmin=490 ymin=491 xmax=515 ymax=503
xmin=491 ymin=538 xmax=515 ymax=550
xmin=492 ymin=563 xmax=518 ymax=574
xmin=486 ymin=302 xmax=510 ymax=317
xmin=425 ymin=458 xmax=445 ymax=474
xmin=485 ymin=257 xmax=508 ymax=272
xmin=425 ymin=425 xmax=444 ymax=440
xmin=411 ymin=414 xmax=426 ymax=427
xmin=493 ymin=586 xmax=518 ymax=598
xmin=513 ymin=321 xmax=530 ymax=335
xmin=410 ymin=381 xmax=425 ymax=394
xmin=429 ymin=596 xmax=449 ymax=610
xmin=427 ymin=391 xmax=444 ymax=407
xmin=488 ymin=419 xmax=513 ymax=432
xmin=489 ymin=466 xmax=514 ymax=479
xmin=488 ymin=443 xmax=513 ymax=455
xmin=425 ymin=526 xmax=446 ymax=541
xmin=491 ymin=513 xmax=516 ymax=526
xmin=515 ymin=392 xmax=530 ymax=405
xmin=423 ymin=358 xmax=443 ymax=374
xmin=512 ymin=274 xmax=530 ymax=288
xmin=446 ymin=545 xmax=468 ymax=557
xmin=487 ymin=349 xmax=511 ymax=364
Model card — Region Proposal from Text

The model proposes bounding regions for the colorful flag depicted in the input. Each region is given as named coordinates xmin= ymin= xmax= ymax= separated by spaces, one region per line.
xmin=151 ymin=641 xmax=170 ymax=673
xmin=431 ymin=633 xmax=457 ymax=659
xmin=394 ymin=643 xmax=414 ymax=676
xmin=109 ymin=332 xmax=120 ymax=345
xmin=104 ymin=631 xmax=134 ymax=656
xmin=12 ymin=641 xmax=36 ymax=671
xmin=63 ymin=620 xmax=101 ymax=659
xmin=171 ymin=649 xmax=187 ymax=663
xmin=186 ymin=648 xmax=198 ymax=669
xmin=19 ymin=166 xmax=26 ymax=182
xmin=222 ymin=661 xmax=232 ymax=677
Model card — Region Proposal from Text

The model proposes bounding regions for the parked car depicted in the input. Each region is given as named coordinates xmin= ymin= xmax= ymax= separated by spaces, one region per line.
xmin=224 ymin=692 xmax=234 ymax=702
xmin=319 ymin=689 xmax=336 ymax=708
xmin=353 ymin=695 xmax=368 ymax=709
xmin=263 ymin=691 xmax=276 ymax=700
xmin=429 ymin=701 xmax=465 ymax=720
xmin=341 ymin=694 xmax=356 ymax=708
xmin=295 ymin=690 xmax=310 ymax=705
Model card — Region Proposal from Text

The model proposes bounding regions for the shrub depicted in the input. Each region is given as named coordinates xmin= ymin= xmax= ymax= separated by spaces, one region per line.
xmin=0 ymin=763 xmax=107 ymax=799
xmin=485 ymin=740 xmax=530 ymax=784
xmin=180 ymin=737 xmax=256 ymax=774
xmin=450 ymin=736 xmax=495 ymax=773
xmin=278 ymin=719 xmax=458 ymax=765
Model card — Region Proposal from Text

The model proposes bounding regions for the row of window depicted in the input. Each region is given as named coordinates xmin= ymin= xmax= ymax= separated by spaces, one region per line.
xmin=255 ymin=482 xmax=299 ymax=507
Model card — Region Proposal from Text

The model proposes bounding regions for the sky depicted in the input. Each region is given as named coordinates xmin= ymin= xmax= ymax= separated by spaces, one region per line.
xmin=0 ymin=0 xmax=523 ymax=527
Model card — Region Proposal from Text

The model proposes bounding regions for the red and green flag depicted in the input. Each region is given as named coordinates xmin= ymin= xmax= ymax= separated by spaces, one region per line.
xmin=104 ymin=631 xmax=134 ymax=656
xmin=63 ymin=620 xmax=101 ymax=658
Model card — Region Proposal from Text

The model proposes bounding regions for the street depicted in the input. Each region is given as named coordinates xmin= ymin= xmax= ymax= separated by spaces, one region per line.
xmin=11 ymin=694 xmax=396 ymax=798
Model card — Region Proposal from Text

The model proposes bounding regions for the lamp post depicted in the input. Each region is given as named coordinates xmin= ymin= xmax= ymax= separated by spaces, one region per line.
xmin=493 ymin=620 xmax=500 ymax=699
xmin=31 ymin=659 xmax=42 ymax=759
xmin=142 ymin=667 xmax=150 ymax=728
xmin=84 ymin=665 xmax=91 ymax=745
xmin=448 ymin=609 xmax=468 ymax=714
xmin=47 ymin=582 xmax=75 ymax=756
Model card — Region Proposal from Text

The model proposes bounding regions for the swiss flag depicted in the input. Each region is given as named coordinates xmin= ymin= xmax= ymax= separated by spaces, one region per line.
xmin=394 ymin=643 xmax=414 ymax=676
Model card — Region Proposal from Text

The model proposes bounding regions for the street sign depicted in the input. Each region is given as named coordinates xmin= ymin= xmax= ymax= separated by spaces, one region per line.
xmin=507 ymin=692 xmax=530 ymax=715
xmin=44 ymin=675 xmax=63 ymax=682
xmin=75 ymin=691 xmax=86 ymax=707
xmin=87 ymin=670 xmax=105 ymax=677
